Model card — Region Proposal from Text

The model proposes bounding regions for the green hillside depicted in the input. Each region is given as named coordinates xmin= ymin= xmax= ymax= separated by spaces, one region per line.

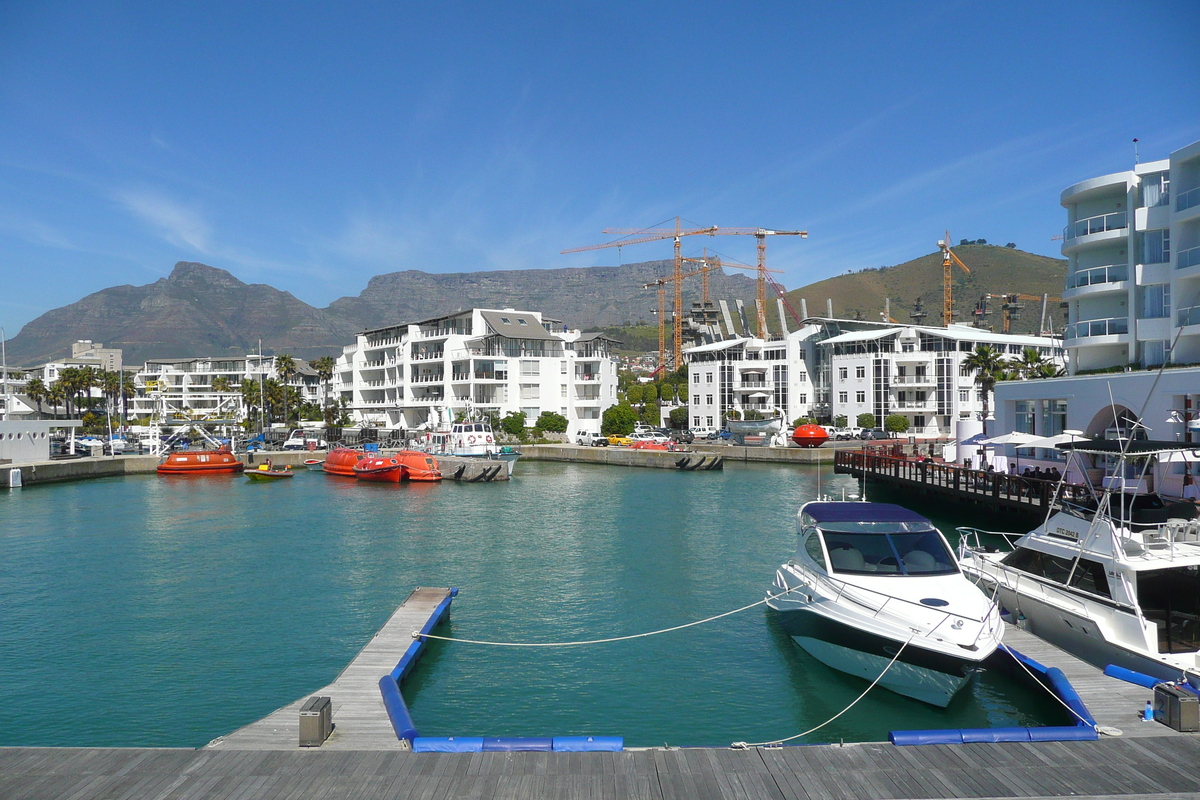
xmin=783 ymin=244 xmax=1067 ymax=334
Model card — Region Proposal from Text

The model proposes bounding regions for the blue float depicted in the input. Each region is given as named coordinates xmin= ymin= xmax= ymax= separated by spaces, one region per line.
xmin=412 ymin=737 xmax=485 ymax=753
xmin=553 ymin=736 xmax=624 ymax=752
xmin=482 ymin=737 xmax=555 ymax=752
xmin=379 ymin=675 xmax=417 ymax=742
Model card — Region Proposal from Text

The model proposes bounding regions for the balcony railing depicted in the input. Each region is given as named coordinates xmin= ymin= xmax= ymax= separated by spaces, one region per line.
xmin=363 ymin=361 xmax=384 ymax=369
xmin=1178 ymin=186 xmax=1200 ymax=213
xmin=1066 ymin=317 xmax=1129 ymax=339
xmin=893 ymin=400 xmax=934 ymax=410
xmin=474 ymin=371 xmax=506 ymax=381
xmin=575 ymin=373 xmax=600 ymax=382
xmin=738 ymin=380 xmax=770 ymax=388
xmin=1063 ymin=211 xmax=1127 ymax=241
xmin=1177 ymin=245 xmax=1200 ymax=271
xmin=892 ymin=375 xmax=934 ymax=385
xmin=411 ymin=375 xmax=444 ymax=384
xmin=1179 ymin=306 xmax=1200 ymax=328
xmin=1067 ymin=263 xmax=1128 ymax=288
xmin=411 ymin=352 xmax=444 ymax=361
xmin=364 ymin=337 xmax=400 ymax=349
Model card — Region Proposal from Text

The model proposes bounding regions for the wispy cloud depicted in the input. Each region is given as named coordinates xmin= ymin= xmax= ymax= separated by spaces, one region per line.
xmin=113 ymin=188 xmax=211 ymax=253
xmin=0 ymin=208 xmax=76 ymax=250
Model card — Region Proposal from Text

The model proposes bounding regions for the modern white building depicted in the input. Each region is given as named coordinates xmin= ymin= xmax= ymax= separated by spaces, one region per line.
xmin=129 ymin=356 xmax=322 ymax=421
xmin=333 ymin=308 xmax=619 ymax=432
xmin=1062 ymin=139 xmax=1200 ymax=372
xmin=686 ymin=320 xmax=1062 ymax=437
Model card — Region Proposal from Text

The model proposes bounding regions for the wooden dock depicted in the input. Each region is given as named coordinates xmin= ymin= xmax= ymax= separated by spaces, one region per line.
xmin=210 ymin=587 xmax=453 ymax=751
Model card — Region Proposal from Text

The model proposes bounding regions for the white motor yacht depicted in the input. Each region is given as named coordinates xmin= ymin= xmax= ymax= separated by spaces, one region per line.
xmin=959 ymin=438 xmax=1200 ymax=689
xmin=767 ymin=501 xmax=1004 ymax=707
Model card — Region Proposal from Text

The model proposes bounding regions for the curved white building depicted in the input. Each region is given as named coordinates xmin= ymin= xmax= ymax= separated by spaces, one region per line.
xmin=1061 ymin=139 xmax=1200 ymax=372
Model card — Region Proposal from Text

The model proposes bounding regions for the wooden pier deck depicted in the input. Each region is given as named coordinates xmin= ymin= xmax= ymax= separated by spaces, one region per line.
xmin=210 ymin=587 xmax=452 ymax=751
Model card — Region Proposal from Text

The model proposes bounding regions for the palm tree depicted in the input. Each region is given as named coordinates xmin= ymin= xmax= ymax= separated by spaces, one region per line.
xmin=241 ymin=378 xmax=261 ymax=427
xmin=46 ymin=383 xmax=64 ymax=419
xmin=25 ymin=377 xmax=46 ymax=416
xmin=311 ymin=356 xmax=335 ymax=423
xmin=77 ymin=366 xmax=97 ymax=413
xmin=1017 ymin=347 xmax=1047 ymax=379
xmin=212 ymin=376 xmax=231 ymax=393
xmin=962 ymin=344 xmax=1007 ymax=428
xmin=264 ymin=378 xmax=285 ymax=424
xmin=274 ymin=354 xmax=297 ymax=424
xmin=120 ymin=372 xmax=136 ymax=429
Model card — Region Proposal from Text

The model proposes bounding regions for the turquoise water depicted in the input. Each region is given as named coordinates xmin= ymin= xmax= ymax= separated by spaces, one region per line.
xmin=0 ymin=461 xmax=1051 ymax=748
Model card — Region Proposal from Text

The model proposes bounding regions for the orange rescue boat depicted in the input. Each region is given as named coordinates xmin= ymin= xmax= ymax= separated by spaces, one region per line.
xmin=398 ymin=450 xmax=442 ymax=481
xmin=323 ymin=447 xmax=367 ymax=477
xmin=157 ymin=449 xmax=246 ymax=475
xmin=353 ymin=455 xmax=405 ymax=483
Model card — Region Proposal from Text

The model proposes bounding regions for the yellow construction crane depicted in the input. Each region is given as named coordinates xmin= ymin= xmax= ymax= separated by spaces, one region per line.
xmin=937 ymin=232 xmax=971 ymax=326
xmin=564 ymin=221 xmax=806 ymax=368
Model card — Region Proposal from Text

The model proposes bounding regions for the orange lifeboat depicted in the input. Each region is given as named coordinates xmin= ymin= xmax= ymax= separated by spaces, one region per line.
xmin=791 ymin=424 xmax=829 ymax=448
xmin=157 ymin=449 xmax=246 ymax=474
xmin=353 ymin=455 xmax=405 ymax=483
xmin=324 ymin=447 xmax=366 ymax=477
xmin=397 ymin=450 xmax=442 ymax=481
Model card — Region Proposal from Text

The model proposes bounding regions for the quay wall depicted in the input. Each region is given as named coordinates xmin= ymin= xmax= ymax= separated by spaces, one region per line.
xmin=2 ymin=455 xmax=160 ymax=487
xmin=524 ymin=443 xmax=839 ymax=466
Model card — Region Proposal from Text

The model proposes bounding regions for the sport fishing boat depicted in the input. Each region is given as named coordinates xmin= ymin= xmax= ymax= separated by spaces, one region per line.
xmin=246 ymin=463 xmax=294 ymax=481
xmin=958 ymin=438 xmax=1200 ymax=689
xmin=323 ymin=447 xmax=367 ymax=477
xmin=156 ymin=448 xmax=245 ymax=475
xmin=767 ymin=501 xmax=1003 ymax=707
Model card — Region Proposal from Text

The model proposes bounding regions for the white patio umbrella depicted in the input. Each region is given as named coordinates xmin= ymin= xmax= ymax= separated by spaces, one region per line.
xmin=1017 ymin=429 xmax=1087 ymax=449
xmin=981 ymin=431 xmax=1041 ymax=446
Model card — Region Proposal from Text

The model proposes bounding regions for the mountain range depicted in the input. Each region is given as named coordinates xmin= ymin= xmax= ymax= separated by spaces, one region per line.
xmin=6 ymin=245 xmax=1068 ymax=367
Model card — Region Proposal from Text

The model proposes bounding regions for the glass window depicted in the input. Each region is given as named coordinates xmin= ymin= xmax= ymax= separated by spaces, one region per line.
xmin=1001 ymin=549 xmax=1111 ymax=598
xmin=838 ymin=392 xmax=848 ymax=403
xmin=798 ymin=393 xmax=807 ymax=403
xmin=820 ymin=529 xmax=956 ymax=576
xmin=1141 ymin=229 xmax=1170 ymax=265
xmin=1015 ymin=400 xmax=1036 ymax=434
xmin=856 ymin=366 xmax=865 ymax=379
xmin=803 ymin=531 xmax=827 ymax=570
xmin=839 ymin=367 xmax=848 ymax=379
xmin=856 ymin=391 xmax=866 ymax=403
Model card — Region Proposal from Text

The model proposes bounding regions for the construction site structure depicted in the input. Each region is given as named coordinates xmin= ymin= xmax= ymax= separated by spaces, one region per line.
xmin=564 ymin=219 xmax=806 ymax=369
xmin=972 ymin=293 xmax=1064 ymax=335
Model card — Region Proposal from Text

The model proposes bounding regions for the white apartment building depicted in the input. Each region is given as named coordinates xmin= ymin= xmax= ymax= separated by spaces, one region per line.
xmin=1062 ymin=139 xmax=1200 ymax=372
xmin=130 ymin=356 xmax=322 ymax=420
xmin=333 ymin=308 xmax=619 ymax=432
xmin=686 ymin=320 xmax=1061 ymax=437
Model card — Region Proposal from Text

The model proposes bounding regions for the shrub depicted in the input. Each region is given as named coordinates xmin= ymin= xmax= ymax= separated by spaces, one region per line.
xmin=499 ymin=411 xmax=527 ymax=437
xmin=602 ymin=403 xmax=638 ymax=436
xmin=1005 ymin=242 xmax=1016 ymax=248
xmin=535 ymin=411 xmax=568 ymax=433
xmin=884 ymin=414 xmax=910 ymax=433
xmin=726 ymin=409 xmax=742 ymax=421
xmin=625 ymin=384 xmax=644 ymax=405
xmin=857 ymin=413 xmax=876 ymax=429
xmin=668 ymin=407 xmax=689 ymax=429
xmin=792 ymin=416 xmax=814 ymax=427
xmin=833 ymin=415 xmax=847 ymax=427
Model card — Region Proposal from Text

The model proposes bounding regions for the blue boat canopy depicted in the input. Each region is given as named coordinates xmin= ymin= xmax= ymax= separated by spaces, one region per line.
xmin=800 ymin=502 xmax=930 ymax=524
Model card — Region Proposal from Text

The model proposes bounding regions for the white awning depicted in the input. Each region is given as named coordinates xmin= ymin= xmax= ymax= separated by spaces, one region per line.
xmin=820 ymin=328 xmax=899 ymax=345
xmin=684 ymin=338 xmax=748 ymax=355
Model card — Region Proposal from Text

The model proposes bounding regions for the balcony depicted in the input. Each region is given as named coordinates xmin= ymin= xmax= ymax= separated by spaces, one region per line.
xmin=364 ymin=337 xmax=400 ymax=350
xmin=362 ymin=379 xmax=385 ymax=387
xmin=1179 ymin=306 xmax=1200 ymax=328
xmin=411 ymin=374 xmax=445 ymax=384
xmin=1178 ymin=186 xmax=1200 ymax=213
xmin=892 ymin=375 xmax=934 ymax=385
xmin=1066 ymin=317 xmax=1129 ymax=339
xmin=451 ymin=373 xmax=472 ymax=382
xmin=574 ymin=373 xmax=601 ymax=382
xmin=892 ymin=401 xmax=934 ymax=410
xmin=473 ymin=371 xmax=506 ymax=381
xmin=1067 ymin=263 xmax=1128 ymax=289
xmin=363 ymin=361 xmax=385 ymax=369
xmin=1064 ymin=211 xmax=1127 ymax=241
xmin=737 ymin=380 xmax=771 ymax=389
xmin=1177 ymin=245 xmax=1200 ymax=271
xmin=411 ymin=351 xmax=445 ymax=362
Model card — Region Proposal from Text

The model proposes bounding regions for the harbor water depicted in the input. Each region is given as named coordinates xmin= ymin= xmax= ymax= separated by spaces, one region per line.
xmin=0 ymin=461 xmax=1053 ymax=749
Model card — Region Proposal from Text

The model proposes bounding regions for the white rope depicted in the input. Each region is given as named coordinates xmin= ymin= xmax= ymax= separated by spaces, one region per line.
xmin=731 ymin=630 xmax=917 ymax=749
xmin=1004 ymin=645 xmax=1097 ymax=730
xmin=413 ymin=592 xmax=794 ymax=647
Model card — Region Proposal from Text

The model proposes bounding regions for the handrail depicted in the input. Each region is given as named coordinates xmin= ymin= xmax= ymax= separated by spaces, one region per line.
xmin=1067 ymin=263 xmax=1128 ymax=289
xmin=1066 ymin=316 xmax=1128 ymax=339
xmin=1178 ymin=186 xmax=1200 ymax=213
xmin=1063 ymin=211 xmax=1127 ymax=241
xmin=1178 ymin=245 xmax=1200 ymax=271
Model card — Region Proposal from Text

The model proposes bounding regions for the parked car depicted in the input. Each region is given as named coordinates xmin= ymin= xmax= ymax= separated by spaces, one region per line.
xmin=630 ymin=431 xmax=670 ymax=445
xmin=607 ymin=434 xmax=633 ymax=446
xmin=860 ymin=428 xmax=889 ymax=440
xmin=706 ymin=429 xmax=734 ymax=440
xmin=576 ymin=431 xmax=608 ymax=447
xmin=670 ymin=429 xmax=695 ymax=444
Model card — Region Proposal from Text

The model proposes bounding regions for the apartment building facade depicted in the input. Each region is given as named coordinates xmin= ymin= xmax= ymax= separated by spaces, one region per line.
xmin=1061 ymin=139 xmax=1200 ymax=372
xmin=333 ymin=308 xmax=619 ymax=432
xmin=130 ymin=356 xmax=322 ymax=420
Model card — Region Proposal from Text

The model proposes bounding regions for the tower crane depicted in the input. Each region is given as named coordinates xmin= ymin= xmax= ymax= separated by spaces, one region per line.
xmin=972 ymin=293 xmax=1064 ymax=335
xmin=937 ymin=232 xmax=972 ymax=326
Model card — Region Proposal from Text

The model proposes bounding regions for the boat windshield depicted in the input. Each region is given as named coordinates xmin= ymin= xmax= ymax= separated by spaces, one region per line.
xmin=819 ymin=528 xmax=958 ymax=576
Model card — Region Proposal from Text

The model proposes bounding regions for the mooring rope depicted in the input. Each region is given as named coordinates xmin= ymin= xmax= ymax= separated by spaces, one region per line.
xmin=731 ymin=630 xmax=918 ymax=749
xmin=413 ymin=593 xmax=788 ymax=647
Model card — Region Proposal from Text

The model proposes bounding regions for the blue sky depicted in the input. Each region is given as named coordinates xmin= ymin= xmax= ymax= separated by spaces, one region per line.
xmin=2 ymin=1 xmax=1198 ymax=336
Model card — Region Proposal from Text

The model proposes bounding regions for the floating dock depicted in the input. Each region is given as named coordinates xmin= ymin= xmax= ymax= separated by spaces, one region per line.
xmin=211 ymin=586 xmax=454 ymax=750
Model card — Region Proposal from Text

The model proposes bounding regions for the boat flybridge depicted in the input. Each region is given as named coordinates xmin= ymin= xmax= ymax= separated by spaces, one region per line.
xmin=958 ymin=438 xmax=1200 ymax=689
xmin=767 ymin=502 xmax=1003 ymax=707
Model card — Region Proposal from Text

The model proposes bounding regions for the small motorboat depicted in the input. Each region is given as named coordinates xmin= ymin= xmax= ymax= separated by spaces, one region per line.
xmin=157 ymin=449 xmax=245 ymax=475
xmin=767 ymin=501 xmax=1002 ymax=707
xmin=354 ymin=455 xmax=405 ymax=483
xmin=303 ymin=459 xmax=325 ymax=471
xmin=246 ymin=463 xmax=294 ymax=480
xmin=324 ymin=447 xmax=366 ymax=477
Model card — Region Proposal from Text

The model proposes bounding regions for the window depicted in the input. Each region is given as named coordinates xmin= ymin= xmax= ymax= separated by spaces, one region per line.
xmin=798 ymin=372 xmax=807 ymax=382
xmin=693 ymin=416 xmax=700 ymax=427
xmin=705 ymin=416 xmax=713 ymax=427
xmin=521 ymin=407 xmax=539 ymax=419
xmin=517 ymin=318 xmax=528 ymax=326
xmin=856 ymin=391 xmax=866 ymax=403
xmin=520 ymin=360 xmax=539 ymax=376
xmin=960 ymin=364 xmax=973 ymax=378
xmin=706 ymin=394 xmax=713 ymax=405
xmin=838 ymin=391 xmax=848 ymax=403
xmin=694 ymin=372 xmax=700 ymax=383
xmin=520 ymin=384 xmax=540 ymax=400
xmin=1139 ymin=284 xmax=1170 ymax=319
xmin=1001 ymin=549 xmax=1111 ymax=599
xmin=1143 ymin=340 xmax=1170 ymax=367
xmin=838 ymin=367 xmax=848 ymax=379
xmin=959 ymin=390 xmax=969 ymax=403
xmin=803 ymin=532 xmax=827 ymax=570
xmin=560 ymin=361 xmax=567 ymax=374
xmin=561 ymin=385 xmax=567 ymax=398
xmin=901 ymin=342 xmax=915 ymax=353
xmin=855 ymin=365 xmax=865 ymax=379
xmin=798 ymin=393 xmax=807 ymax=404
xmin=706 ymin=373 xmax=713 ymax=383
xmin=1142 ymin=172 xmax=1170 ymax=208
xmin=1142 ymin=229 xmax=1170 ymax=264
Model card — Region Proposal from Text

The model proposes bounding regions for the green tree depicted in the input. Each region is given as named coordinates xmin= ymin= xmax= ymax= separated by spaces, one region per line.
xmin=25 ymin=377 xmax=46 ymax=415
xmin=241 ymin=378 xmax=261 ymax=428
xmin=274 ymin=354 xmax=297 ymax=423
xmin=601 ymin=403 xmax=637 ymax=436
xmin=640 ymin=402 xmax=660 ymax=426
xmin=962 ymin=344 xmax=1006 ymax=422
xmin=625 ymin=384 xmax=644 ymax=405
xmin=1016 ymin=347 xmax=1047 ymax=379
xmin=311 ymin=356 xmax=336 ymax=420
xmin=833 ymin=414 xmax=847 ymax=427
xmin=211 ymin=376 xmax=232 ymax=393
xmin=884 ymin=414 xmax=910 ymax=434
xmin=499 ymin=411 xmax=527 ymax=436
xmin=535 ymin=411 xmax=568 ymax=433
xmin=642 ymin=383 xmax=658 ymax=404
xmin=857 ymin=413 xmax=876 ymax=429
xmin=676 ymin=382 xmax=688 ymax=402
xmin=668 ymin=406 xmax=689 ymax=429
